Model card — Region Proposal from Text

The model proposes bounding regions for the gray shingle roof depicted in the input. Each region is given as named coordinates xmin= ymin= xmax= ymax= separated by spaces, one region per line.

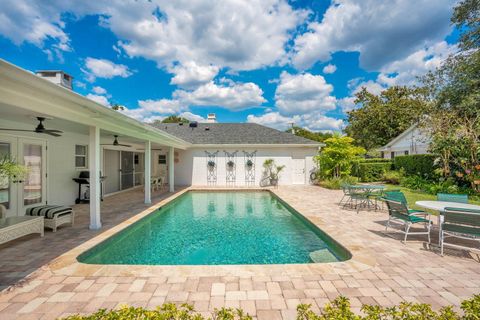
xmin=150 ymin=123 xmax=320 ymax=145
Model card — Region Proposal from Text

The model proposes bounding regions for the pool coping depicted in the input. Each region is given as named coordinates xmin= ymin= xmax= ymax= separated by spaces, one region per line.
xmin=46 ymin=187 xmax=377 ymax=277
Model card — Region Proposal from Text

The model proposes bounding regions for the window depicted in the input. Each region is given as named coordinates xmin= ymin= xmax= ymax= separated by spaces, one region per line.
xmin=404 ymin=150 xmax=409 ymax=155
xmin=75 ymin=145 xmax=88 ymax=168
xmin=158 ymin=154 xmax=166 ymax=164
xmin=390 ymin=152 xmax=395 ymax=159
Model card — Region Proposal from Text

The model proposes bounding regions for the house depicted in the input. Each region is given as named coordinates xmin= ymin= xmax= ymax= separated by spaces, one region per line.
xmin=0 ymin=59 xmax=320 ymax=230
xmin=151 ymin=122 xmax=320 ymax=187
xmin=379 ymin=124 xmax=431 ymax=159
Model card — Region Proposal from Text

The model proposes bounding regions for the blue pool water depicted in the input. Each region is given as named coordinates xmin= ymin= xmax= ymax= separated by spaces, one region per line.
xmin=78 ymin=191 xmax=350 ymax=265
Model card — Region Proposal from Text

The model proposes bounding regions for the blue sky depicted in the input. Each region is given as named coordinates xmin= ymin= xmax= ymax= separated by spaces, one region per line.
xmin=0 ymin=0 xmax=458 ymax=131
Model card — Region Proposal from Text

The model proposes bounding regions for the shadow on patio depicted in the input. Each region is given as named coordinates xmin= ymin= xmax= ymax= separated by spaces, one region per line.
xmin=0 ymin=188 xmax=182 ymax=290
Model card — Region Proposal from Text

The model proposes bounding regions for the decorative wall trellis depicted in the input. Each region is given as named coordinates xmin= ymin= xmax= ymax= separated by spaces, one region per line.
xmin=205 ymin=151 xmax=219 ymax=186
xmin=224 ymin=150 xmax=238 ymax=187
xmin=243 ymin=151 xmax=256 ymax=187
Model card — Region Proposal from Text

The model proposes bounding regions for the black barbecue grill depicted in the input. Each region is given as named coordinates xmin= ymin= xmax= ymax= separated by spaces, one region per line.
xmin=72 ymin=171 xmax=106 ymax=204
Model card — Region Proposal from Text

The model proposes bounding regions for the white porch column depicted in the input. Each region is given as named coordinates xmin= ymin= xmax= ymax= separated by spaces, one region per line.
xmin=168 ymin=146 xmax=174 ymax=192
xmin=144 ymin=140 xmax=151 ymax=204
xmin=89 ymin=126 xmax=102 ymax=230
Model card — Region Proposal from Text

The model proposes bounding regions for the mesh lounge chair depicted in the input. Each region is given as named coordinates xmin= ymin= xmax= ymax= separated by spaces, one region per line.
xmin=383 ymin=190 xmax=425 ymax=214
xmin=437 ymin=193 xmax=469 ymax=204
xmin=384 ymin=198 xmax=432 ymax=243
xmin=440 ymin=207 xmax=480 ymax=256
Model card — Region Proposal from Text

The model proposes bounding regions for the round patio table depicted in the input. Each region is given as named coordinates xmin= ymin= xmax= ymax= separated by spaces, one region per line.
xmin=350 ymin=185 xmax=386 ymax=210
xmin=415 ymin=201 xmax=480 ymax=245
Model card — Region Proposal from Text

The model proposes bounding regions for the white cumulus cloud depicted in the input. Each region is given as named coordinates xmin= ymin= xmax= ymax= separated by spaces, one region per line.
xmin=86 ymin=93 xmax=110 ymax=106
xmin=174 ymin=80 xmax=266 ymax=111
xmin=169 ymin=62 xmax=219 ymax=89
xmin=275 ymin=72 xmax=336 ymax=115
xmin=323 ymin=64 xmax=337 ymax=74
xmin=292 ymin=0 xmax=455 ymax=70
xmin=83 ymin=57 xmax=133 ymax=82
xmin=92 ymin=86 xmax=107 ymax=95
xmin=247 ymin=112 xmax=343 ymax=132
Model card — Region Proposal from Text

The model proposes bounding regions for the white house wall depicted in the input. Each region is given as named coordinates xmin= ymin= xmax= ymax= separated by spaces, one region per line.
xmin=383 ymin=127 xmax=430 ymax=159
xmin=174 ymin=147 xmax=318 ymax=187
xmin=0 ymin=118 xmax=90 ymax=206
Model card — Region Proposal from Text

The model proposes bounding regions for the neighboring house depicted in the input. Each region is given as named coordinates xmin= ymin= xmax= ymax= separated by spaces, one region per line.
xmin=0 ymin=59 xmax=320 ymax=228
xmin=379 ymin=124 xmax=431 ymax=159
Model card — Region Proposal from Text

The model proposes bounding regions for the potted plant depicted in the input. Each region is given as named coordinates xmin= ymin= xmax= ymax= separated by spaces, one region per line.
xmin=0 ymin=155 xmax=27 ymax=216
xmin=226 ymin=160 xmax=234 ymax=170
xmin=207 ymin=160 xmax=216 ymax=170
xmin=263 ymin=159 xmax=285 ymax=186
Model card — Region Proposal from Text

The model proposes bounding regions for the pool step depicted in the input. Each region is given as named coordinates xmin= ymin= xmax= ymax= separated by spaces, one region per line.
xmin=309 ymin=249 xmax=337 ymax=263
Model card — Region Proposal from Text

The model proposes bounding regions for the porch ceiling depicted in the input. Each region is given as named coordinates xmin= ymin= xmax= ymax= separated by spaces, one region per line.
xmin=0 ymin=104 xmax=171 ymax=151
xmin=0 ymin=59 xmax=190 ymax=150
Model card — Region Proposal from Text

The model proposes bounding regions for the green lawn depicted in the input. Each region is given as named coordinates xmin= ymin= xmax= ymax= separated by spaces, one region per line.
xmin=384 ymin=184 xmax=480 ymax=211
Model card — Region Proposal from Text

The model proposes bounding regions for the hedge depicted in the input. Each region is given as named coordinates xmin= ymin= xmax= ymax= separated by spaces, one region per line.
xmin=61 ymin=295 xmax=480 ymax=320
xmin=352 ymin=159 xmax=392 ymax=182
xmin=394 ymin=154 xmax=436 ymax=178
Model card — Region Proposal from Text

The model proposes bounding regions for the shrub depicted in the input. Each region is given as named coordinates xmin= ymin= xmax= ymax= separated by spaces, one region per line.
xmin=318 ymin=176 xmax=359 ymax=189
xmin=394 ymin=154 xmax=437 ymax=179
xmin=351 ymin=159 xmax=392 ymax=182
xmin=382 ymin=170 xmax=404 ymax=185
xmin=400 ymin=175 xmax=431 ymax=191
xmin=61 ymin=295 xmax=480 ymax=320
xmin=61 ymin=303 xmax=252 ymax=320
xmin=297 ymin=295 xmax=480 ymax=320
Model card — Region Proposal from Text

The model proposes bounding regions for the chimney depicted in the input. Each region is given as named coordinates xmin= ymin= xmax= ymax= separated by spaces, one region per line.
xmin=35 ymin=70 xmax=73 ymax=90
xmin=207 ymin=113 xmax=217 ymax=123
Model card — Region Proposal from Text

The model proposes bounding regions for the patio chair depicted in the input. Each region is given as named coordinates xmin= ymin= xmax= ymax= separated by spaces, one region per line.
xmin=344 ymin=186 xmax=369 ymax=214
xmin=339 ymin=183 xmax=352 ymax=206
xmin=384 ymin=198 xmax=432 ymax=243
xmin=440 ymin=207 xmax=480 ymax=256
xmin=383 ymin=190 xmax=424 ymax=214
xmin=437 ymin=193 xmax=469 ymax=204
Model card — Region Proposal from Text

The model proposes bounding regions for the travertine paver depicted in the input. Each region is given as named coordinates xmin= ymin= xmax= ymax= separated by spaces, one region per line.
xmin=0 ymin=186 xmax=479 ymax=319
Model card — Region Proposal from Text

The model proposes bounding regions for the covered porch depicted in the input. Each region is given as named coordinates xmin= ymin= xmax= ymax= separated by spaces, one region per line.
xmin=0 ymin=59 xmax=190 ymax=230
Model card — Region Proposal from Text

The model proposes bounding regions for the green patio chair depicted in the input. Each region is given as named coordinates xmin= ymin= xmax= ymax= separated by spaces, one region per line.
xmin=339 ymin=183 xmax=352 ymax=206
xmin=384 ymin=198 xmax=432 ymax=243
xmin=440 ymin=207 xmax=480 ymax=256
xmin=383 ymin=190 xmax=425 ymax=214
xmin=437 ymin=193 xmax=469 ymax=204
xmin=343 ymin=186 xmax=368 ymax=213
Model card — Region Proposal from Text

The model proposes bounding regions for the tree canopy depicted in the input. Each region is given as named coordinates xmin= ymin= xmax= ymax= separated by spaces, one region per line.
xmin=344 ymin=86 xmax=429 ymax=151
xmin=286 ymin=126 xmax=333 ymax=143
xmin=157 ymin=115 xmax=190 ymax=124
xmin=420 ymin=0 xmax=480 ymax=191
xmin=452 ymin=0 xmax=480 ymax=50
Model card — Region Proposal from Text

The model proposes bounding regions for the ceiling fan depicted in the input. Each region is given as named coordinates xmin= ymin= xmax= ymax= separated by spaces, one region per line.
xmin=0 ymin=117 xmax=63 ymax=137
xmin=102 ymin=135 xmax=132 ymax=147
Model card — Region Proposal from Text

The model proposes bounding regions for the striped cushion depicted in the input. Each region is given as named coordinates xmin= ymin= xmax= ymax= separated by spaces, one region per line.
xmin=26 ymin=205 xmax=72 ymax=219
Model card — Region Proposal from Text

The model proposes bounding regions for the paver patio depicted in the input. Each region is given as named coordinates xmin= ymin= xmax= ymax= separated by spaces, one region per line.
xmin=0 ymin=186 xmax=479 ymax=319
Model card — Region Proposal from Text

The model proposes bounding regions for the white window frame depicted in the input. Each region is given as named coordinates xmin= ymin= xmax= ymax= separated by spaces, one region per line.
xmin=75 ymin=144 xmax=88 ymax=169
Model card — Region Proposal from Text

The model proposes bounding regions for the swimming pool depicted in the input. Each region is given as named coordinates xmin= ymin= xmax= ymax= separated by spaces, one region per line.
xmin=78 ymin=191 xmax=350 ymax=265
